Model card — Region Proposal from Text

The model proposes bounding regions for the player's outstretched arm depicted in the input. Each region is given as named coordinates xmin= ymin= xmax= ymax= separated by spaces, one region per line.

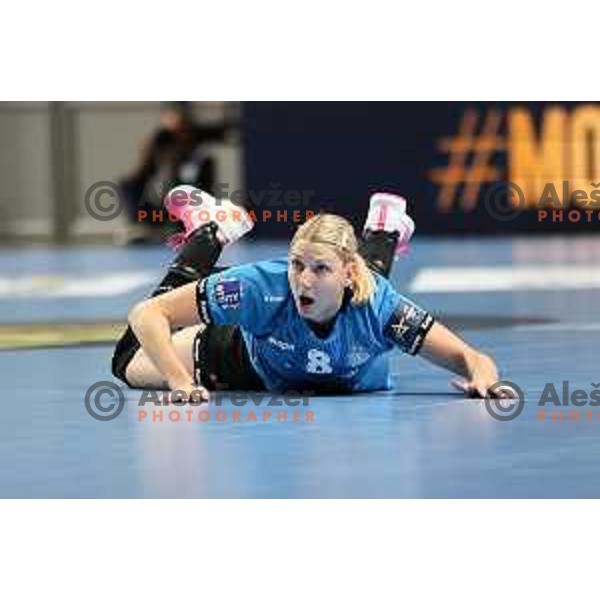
xmin=418 ymin=321 xmax=500 ymax=399
xmin=128 ymin=282 xmax=209 ymax=400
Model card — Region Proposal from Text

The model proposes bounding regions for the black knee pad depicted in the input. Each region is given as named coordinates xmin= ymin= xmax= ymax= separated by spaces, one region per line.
xmin=111 ymin=327 xmax=140 ymax=386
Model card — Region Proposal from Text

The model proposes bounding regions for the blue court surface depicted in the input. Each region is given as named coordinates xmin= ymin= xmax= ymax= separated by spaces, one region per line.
xmin=1 ymin=236 xmax=599 ymax=498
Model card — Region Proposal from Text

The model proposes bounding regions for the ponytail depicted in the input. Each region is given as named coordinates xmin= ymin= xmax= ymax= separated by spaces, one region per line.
xmin=349 ymin=252 xmax=375 ymax=305
xmin=291 ymin=213 xmax=376 ymax=306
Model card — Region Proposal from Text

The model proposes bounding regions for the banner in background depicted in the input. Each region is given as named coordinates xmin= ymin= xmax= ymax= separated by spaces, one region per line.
xmin=242 ymin=102 xmax=600 ymax=236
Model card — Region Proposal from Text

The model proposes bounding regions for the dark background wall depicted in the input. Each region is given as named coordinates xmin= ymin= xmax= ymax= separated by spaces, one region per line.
xmin=242 ymin=101 xmax=600 ymax=237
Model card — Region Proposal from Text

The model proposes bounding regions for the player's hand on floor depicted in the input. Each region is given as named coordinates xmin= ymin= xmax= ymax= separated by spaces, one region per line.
xmin=169 ymin=380 xmax=210 ymax=404
xmin=450 ymin=378 xmax=515 ymax=400
xmin=449 ymin=351 xmax=505 ymax=399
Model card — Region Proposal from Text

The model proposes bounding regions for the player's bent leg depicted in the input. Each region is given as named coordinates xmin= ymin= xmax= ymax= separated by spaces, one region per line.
xmin=111 ymin=222 xmax=224 ymax=385
xmin=124 ymin=325 xmax=204 ymax=390
xmin=111 ymin=182 xmax=255 ymax=388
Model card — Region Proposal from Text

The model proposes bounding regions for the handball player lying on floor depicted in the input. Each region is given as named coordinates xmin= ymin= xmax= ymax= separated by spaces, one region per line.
xmin=112 ymin=187 xmax=503 ymax=401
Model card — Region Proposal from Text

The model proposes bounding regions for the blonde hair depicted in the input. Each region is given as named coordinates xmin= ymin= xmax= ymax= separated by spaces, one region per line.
xmin=290 ymin=213 xmax=375 ymax=305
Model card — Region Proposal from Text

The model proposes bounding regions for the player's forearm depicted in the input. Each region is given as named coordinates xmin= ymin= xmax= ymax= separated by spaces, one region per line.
xmin=425 ymin=345 xmax=472 ymax=378
xmin=420 ymin=322 xmax=497 ymax=379
xmin=128 ymin=303 xmax=192 ymax=389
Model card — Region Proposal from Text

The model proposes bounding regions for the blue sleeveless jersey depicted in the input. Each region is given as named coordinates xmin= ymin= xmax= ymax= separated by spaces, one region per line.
xmin=196 ymin=258 xmax=434 ymax=393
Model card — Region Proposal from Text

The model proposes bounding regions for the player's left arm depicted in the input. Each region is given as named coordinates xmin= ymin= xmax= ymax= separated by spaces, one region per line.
xmin=381 ymin=286 xmax=502 ymax=398
xmin=418 ymin=321 xmax=500 ymax=399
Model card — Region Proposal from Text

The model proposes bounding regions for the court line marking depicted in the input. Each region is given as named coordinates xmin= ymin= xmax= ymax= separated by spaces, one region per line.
xmin=410 ymin=266 xmax=600 ymax=292
xmin=511 ymin=322 xmax=600 ymax=332
xmin=0 ymin=272 xmax=156 ymax=298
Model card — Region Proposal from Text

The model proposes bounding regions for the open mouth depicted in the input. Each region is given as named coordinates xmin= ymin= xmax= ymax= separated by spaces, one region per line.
xmin=299 ymin=294 xmax=315 ymax=309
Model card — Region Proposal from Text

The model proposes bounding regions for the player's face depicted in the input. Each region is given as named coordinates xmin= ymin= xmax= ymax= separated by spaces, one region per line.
xmin=288 ymin=244 xmax=352 ymax=323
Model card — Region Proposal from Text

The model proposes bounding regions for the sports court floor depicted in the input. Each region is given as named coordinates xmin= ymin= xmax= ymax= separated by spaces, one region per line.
xmin=2 ymin=236 xmax=599 ymax=498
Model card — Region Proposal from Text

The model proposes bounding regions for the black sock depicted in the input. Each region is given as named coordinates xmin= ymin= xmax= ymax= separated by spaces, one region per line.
xmin=112 ymin=222 xmax=223 ymax=384
xmin=152 ymin=221 xmax=223 ymax=297
xmin=359 ymin=230 xmax=399 ymax=279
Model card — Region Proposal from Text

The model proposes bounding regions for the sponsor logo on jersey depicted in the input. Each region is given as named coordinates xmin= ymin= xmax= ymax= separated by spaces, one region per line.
xmin=268 ymin=337 xmax=295 ymax=351
xmin=347 ymin=348 xmax=371 ymax=368
xmin=215 ymin=279 xmax=241 ymax=309
xmin=264 ymin=294 xmax=286 ymax=303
